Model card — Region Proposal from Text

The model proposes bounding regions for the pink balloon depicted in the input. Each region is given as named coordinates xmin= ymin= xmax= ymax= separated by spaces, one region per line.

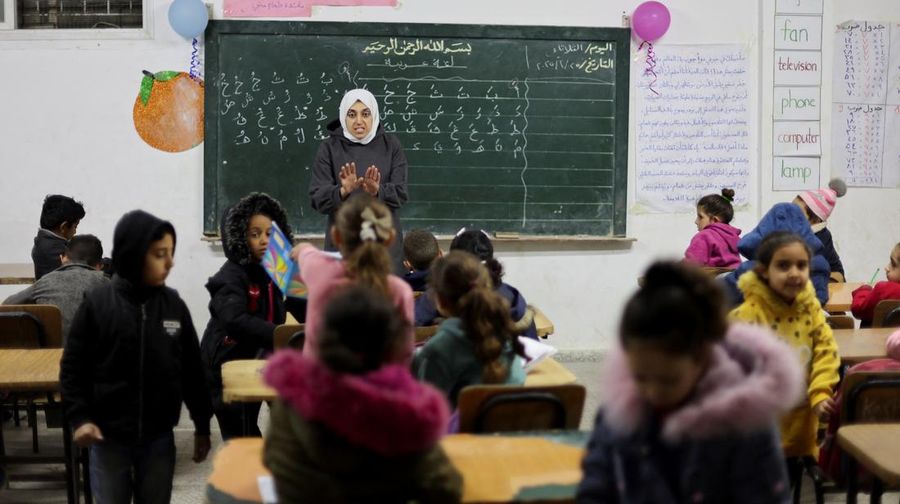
xmin=632 ymin=1 xmax=671 ymax=42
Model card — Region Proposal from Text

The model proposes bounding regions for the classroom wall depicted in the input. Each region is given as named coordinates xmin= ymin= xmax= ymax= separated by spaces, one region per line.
xmin=0 ymin=0 xmax=896 ymax=354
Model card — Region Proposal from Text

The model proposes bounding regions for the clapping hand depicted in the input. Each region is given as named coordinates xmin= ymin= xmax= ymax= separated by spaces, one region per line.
xmin=362 ymin=165 xmax=381 ymax=196
xmin=339 ymin=162 xmax=362 ymax=198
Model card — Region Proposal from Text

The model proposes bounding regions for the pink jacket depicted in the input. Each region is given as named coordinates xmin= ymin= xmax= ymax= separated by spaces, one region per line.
xmin=296 ymin=244 xmax=415 ymax=361
xmin=684 ymin=222 xmax=742 ymax=269
xmin=602 ymin=322 xmax=804 ymax=442
xmin=264 ymin=350 xmax=450 ymax=456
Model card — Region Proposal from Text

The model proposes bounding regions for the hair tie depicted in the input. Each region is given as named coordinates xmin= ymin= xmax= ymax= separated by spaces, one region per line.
xmin=359 ymin=206 xmax=392 ymax=243
xmin=722 ymin=195 xmax=733 ymax=203
xmin=360 ymin=221 xmax=377 ymax=242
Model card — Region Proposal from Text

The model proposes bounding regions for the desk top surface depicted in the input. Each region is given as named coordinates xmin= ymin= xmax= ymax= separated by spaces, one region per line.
xmin=838 ymin=424 xmax=900 ymax=486
xmin=222 ymin=356 xmax=578 ymax=404
xmin=0 ymin=263 xmax=35 ymax=285
xmin=287 ymin=307 xmax=555 ymax=337
xmin=207 ymin=432 xmax=587 ymax=503
xmin=0 ymin=348 xmax=62 ymax=391
xmin=826 ymin=282 xmax=866 ymax=312
xmin=833 ymin=326 xmax=892 ymax=365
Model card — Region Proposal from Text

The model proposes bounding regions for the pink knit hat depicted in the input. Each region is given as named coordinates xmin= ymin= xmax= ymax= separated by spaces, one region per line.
xmin=798 ymin=178 xmax=847 ymax=222
xmin=888 ymin=329 xmax=900 ymax=360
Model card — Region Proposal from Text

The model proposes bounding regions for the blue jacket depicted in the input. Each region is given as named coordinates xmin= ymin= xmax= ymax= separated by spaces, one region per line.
xmin=722 ymin=203 xmax=830 ymax=306
xmin=414 ymin=282 xmax=538 ymax=340
xmin=578 ymin=324 xmax=802 ymax=504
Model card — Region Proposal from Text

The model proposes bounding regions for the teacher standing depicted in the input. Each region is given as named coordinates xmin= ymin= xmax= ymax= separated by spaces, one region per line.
xmin=309 ymin=88 xmax=408 ymax=273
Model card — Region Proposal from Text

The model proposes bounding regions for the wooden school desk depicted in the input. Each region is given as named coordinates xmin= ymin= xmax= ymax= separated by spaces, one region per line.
xmin=286 ymin=309 xmax=556 ymax=338
xmin=221 ymin=357 xmax=578 ymax=404
xmin=0 ymin=349 xmax=81 ymax=504
xmin=832 ymin=327 xmax=893 ymax=365
xmin=0 ymin=263 xmax=34 ymax=285
xmin=206 ymin=432 xmax=589 ymax=503
xmin=826 ymin=282 xmax=866 ymax=312
xmin=838 ymin=424 xmax=900 ymax=503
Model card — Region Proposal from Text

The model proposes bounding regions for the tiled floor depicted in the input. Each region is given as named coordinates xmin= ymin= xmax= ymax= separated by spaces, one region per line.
xmin=1 ymin=357 xmax=896 ymax=503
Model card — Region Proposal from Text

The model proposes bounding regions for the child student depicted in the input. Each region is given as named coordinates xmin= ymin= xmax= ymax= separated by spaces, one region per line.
xmin=4 ymin=234 xmax=106 ymax=342
xmin=402 ymin=228 xmax=440 ymax=293
xmin=729 ymin=232 xmax=840 ymax=476
xmin=60 ymin=210 xmax=212 ymax=504
xmin=291 ymin=194 xmax=415 ymax=361
xmin=263 ymin=286 xmax=462 ymax=502
xmin=32 ymin=194 xmax=85 ymax=280
xmin=413 ymin=251 xmax=526 ymax=407
xmin=722 ymin=203 xmax=831 ymax=307
xmin=794 ymin=178 xmax=847 ymax=281
xmin=416 ymin=229 xmax=538 ymax=340
xmin=578 ymin=261 xmax=801 ymax=502
xmin=200 ymin=193 xmax=304 ymax=440
xmin=684 ymin=188 xmax=741 ymax=268
xmin=851 ymin=242 xmax=900 ymax=326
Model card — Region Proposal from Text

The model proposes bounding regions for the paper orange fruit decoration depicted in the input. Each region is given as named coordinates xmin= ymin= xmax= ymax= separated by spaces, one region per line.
xmin=133 ymin=70 xmax=204 ymax=153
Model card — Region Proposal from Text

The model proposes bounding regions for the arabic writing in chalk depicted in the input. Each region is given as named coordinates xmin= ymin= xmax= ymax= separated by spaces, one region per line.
xmin=362 ymin=38 xmax=474 ymax=57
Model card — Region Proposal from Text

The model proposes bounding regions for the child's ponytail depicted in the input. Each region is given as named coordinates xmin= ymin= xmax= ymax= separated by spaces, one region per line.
xmin=335 ymin=195 xmax=394 ymax=297
xmin=432 ymin=251 xmax=525 ymax=383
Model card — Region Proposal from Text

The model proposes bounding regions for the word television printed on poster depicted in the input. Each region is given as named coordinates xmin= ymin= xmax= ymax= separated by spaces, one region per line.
xmin=634 ymin=44 xmax=754 ymax=213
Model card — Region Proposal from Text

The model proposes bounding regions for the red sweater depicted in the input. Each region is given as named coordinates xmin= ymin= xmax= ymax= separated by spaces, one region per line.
xmin=851 ymin=281 xmax=900 ymax=325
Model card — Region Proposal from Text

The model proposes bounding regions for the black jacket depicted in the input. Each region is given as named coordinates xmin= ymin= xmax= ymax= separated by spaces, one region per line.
xmin=31 ymin=228 xmax=67 ymax=280
xmin=200 ymin=193 xmax=305 ymax=409
xmin=816 ymin=227 xmax=845 ymax=278
xmin=309 ymin=120 xmax=408 ymax=273
xmin=60 ymin=211 xmax=212 ymax=443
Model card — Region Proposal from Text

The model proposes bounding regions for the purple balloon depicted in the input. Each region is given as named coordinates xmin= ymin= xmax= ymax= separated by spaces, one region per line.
xmin=632 ymin=1 xmax=671 ymax=42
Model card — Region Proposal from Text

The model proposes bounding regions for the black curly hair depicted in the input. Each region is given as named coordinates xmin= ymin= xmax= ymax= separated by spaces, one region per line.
xmin=222 ymin=192 xmax=292 ymax=265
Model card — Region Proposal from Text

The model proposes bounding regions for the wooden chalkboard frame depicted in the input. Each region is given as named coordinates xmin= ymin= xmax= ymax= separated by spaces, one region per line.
xmin=204 ymin=20 xmax=629 ymax=238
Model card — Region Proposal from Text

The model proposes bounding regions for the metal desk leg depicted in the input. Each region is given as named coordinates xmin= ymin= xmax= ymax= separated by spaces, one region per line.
xmin=62 ymin=419 xmax=80 ymax=504
xmin=846 ymin=457 xmax=858 ymax=504
xmin=81 ymin=448 xmax=92 ymax=503
xmin=870 ymin=478 xmax=883 ymax=504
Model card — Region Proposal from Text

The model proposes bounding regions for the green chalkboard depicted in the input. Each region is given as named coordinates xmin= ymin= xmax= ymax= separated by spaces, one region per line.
xmin=204 ymin=21 xmax=629 ymax=237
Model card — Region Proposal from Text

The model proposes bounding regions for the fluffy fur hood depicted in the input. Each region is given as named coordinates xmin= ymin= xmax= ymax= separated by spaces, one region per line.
xmin=264 ymin=350 xmax=450 ymax=456
xmin=602 ymin=323 xmax=804 ymax=442
xmin=222 ymin=192 xmax=292 ymax=265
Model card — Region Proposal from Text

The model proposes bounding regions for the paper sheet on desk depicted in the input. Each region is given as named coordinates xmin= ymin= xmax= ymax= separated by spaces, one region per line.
xmin=520 ymin=337 xmax=558 ymax=372
xmin=258 ymin=475 xmax=278 ymax=503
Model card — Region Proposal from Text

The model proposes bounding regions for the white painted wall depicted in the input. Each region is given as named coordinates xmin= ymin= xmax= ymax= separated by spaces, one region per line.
xmin=0 ymin=0 xmax=896 ymax=352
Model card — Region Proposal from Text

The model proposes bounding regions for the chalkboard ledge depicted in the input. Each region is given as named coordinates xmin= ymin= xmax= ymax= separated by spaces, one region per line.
xmin=201 ymin=234 xmax=635 ymax=252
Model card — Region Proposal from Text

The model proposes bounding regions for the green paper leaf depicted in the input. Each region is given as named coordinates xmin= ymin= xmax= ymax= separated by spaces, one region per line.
xmin=154 ymin=71 xmax=181 ymax=82
xmin=139 ymin=75 xmax=154 ymax=107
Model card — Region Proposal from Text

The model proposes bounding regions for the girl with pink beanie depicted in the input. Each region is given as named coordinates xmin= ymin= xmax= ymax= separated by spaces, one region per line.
xmin=793 ymin=178 xmax=847 ymax=281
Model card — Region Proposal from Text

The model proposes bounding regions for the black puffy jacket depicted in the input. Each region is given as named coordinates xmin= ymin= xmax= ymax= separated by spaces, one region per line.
xmin=200 ymin=193 xmax=305 ymax=409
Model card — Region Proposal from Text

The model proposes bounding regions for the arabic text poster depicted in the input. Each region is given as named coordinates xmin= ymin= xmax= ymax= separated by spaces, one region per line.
xmin=832 ymin=21 xmax=900 ymax=188
xmin=634 ymin=45 xmax=752 ymax=213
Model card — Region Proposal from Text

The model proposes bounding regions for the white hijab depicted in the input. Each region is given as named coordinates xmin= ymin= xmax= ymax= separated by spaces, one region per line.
xmin=339 ymin=88 xmax=380 ymax=145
